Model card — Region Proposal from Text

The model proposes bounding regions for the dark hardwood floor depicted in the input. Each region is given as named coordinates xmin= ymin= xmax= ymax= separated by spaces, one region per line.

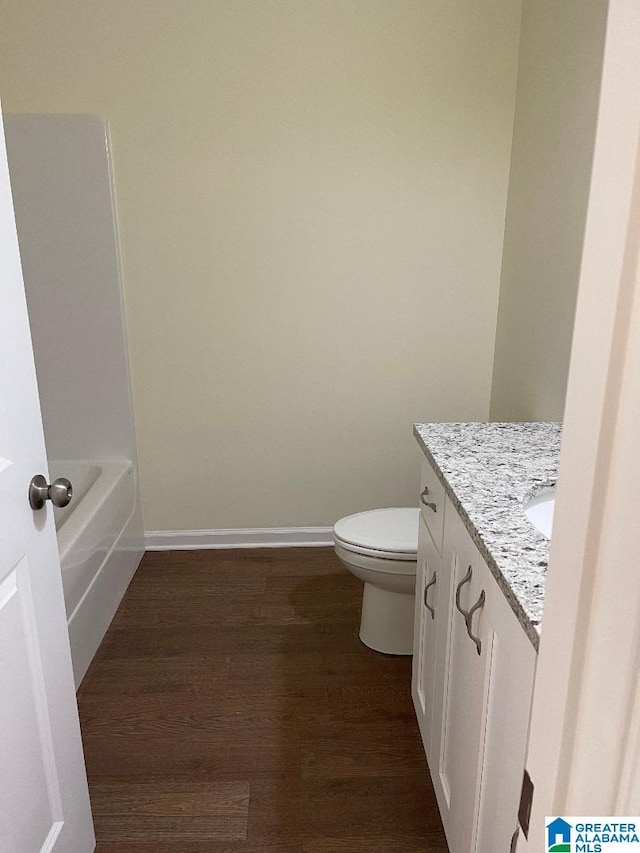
xmin=77 ymin=548 xmax=448 ymax=852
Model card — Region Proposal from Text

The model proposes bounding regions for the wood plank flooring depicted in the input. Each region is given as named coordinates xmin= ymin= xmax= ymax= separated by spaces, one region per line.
xmin=77 ymin=548 xmax=448 ymax=852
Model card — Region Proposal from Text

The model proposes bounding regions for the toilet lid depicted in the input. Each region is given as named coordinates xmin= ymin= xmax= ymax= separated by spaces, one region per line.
xmin=334 ymin=508 xmax=419 ymax=556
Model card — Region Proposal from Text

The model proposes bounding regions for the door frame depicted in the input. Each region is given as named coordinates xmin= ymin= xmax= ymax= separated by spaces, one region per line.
xmin=520 ymin=0 xmax=640 ymax=846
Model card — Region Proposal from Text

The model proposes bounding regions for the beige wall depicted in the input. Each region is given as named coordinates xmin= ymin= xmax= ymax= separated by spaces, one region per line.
xmin=490 ymin=0 xmax=609 ymax=422
xmin=0 ymin=1 xmax=521 ymax=530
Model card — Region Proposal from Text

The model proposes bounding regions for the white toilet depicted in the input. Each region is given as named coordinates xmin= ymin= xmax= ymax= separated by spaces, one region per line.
xmin=333 ymin=507 xmax=419 ymax=655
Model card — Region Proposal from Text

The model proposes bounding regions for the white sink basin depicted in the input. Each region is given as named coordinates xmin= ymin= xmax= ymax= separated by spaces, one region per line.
xmin=524 ymin=489 xmax=556 ymax=539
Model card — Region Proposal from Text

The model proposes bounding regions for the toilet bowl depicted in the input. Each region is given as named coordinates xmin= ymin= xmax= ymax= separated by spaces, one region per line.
xmin=333 ymin=507 xmax=419 ymax=655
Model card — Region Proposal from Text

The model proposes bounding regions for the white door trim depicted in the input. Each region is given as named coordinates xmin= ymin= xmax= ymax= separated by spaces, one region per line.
xmin=519 ymin=0 xmax=640 ymax=845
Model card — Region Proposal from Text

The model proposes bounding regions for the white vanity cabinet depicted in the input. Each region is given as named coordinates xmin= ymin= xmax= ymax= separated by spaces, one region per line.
xmin=412 ymin=465 xmax=537 ymax=853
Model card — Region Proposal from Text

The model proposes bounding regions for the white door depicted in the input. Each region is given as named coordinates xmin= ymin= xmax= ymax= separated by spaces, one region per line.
xmin=0 ymin=108 xmax=95 ymax=851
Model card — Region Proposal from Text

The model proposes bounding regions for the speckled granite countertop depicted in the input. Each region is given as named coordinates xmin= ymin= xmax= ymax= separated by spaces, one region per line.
xmin=413 ymin=422 xmax=562 ymax=649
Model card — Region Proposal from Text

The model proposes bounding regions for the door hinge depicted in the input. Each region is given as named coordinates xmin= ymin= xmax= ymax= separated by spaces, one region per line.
xmin=517 ymin=768 xmax=534 ymax=839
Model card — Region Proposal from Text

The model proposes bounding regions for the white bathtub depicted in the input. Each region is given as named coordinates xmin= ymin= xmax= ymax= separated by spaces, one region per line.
xmin=49 ymin=459 xmax=143 ymax=686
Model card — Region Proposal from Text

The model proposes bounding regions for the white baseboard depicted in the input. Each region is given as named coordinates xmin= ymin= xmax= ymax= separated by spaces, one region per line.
xmin=145 ymin=526 xmax=334 ymax=551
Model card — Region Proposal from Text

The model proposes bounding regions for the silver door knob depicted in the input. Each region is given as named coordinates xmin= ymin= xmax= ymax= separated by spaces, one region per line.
xmin=29 ymin=474 xmax=73 ymax=510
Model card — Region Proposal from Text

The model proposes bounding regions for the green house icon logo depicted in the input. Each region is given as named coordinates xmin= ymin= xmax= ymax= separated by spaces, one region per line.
xmin=547 ymin=817 xmax=572 ymax=852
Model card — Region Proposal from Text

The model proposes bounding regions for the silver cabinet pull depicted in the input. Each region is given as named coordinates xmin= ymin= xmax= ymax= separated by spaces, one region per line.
xmin=455 ymin=565 xmax=485 ymax=655
xmin=465 ymin=590 xmax=485 ymax=655
xmin=510 ymin=826 xmax=520 ymax=853
xmin=455 ymin=565 xmax=473 ymax=614
xmin=424 ymin=570 xmax=437 ymax=619
xmin=420 ymin=486 xmax=437 ymax=512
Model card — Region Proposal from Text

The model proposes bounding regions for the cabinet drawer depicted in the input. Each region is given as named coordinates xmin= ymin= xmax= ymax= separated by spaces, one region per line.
xmin=419 ymin=458 xmax=446 ymax=553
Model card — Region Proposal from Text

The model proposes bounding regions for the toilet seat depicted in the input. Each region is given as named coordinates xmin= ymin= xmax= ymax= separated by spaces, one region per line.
xmin=333 ymin=508 xmax=419 ymax=561
xmin=334 ymin=541 xmax=416 ymax=577
xmin=334 ymin=537 xmax=417 ymax=561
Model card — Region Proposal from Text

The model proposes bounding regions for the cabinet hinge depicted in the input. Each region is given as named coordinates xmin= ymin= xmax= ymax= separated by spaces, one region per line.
xmin=517 ymin=768 xmax=534 ymax=839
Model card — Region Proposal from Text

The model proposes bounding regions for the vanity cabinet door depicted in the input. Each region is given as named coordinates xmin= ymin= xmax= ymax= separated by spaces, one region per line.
xmin=411 ymin=512 xmax=442 ymax=759
xmin=433 ymin=506 xmax=492 ymax=853
xmin=473 ymin=558 xmax=537 ymax=853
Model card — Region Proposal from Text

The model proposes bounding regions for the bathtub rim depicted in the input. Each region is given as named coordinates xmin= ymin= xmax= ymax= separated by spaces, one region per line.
xmin=51 ymin=458 xmax=135 ymax=564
